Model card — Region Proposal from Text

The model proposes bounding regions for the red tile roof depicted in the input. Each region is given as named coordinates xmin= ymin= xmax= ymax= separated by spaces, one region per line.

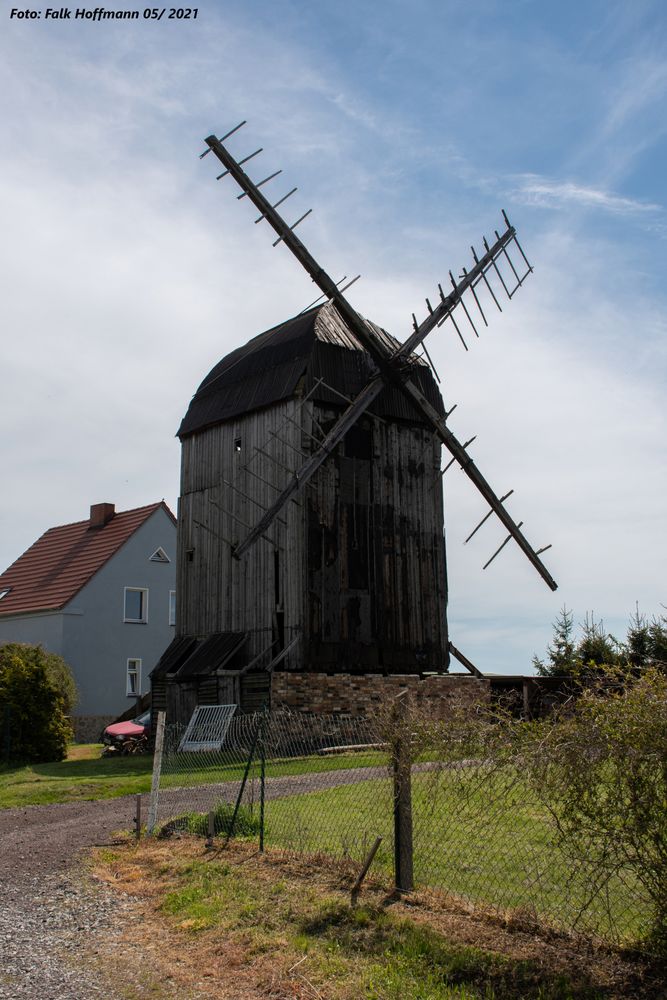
xmin=0 ymin=502 xmax=176 ymax=617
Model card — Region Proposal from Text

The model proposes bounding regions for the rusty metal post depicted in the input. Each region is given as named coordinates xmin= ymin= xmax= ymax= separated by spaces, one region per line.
xmin=351 ymin=836 xmax=383 ymax=905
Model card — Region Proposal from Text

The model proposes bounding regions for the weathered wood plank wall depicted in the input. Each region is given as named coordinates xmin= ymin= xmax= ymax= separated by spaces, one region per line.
xmin=177 ymin=398 xmax=305 ymax=665
xmin=304 ymin=405 xmax=447 ymax=672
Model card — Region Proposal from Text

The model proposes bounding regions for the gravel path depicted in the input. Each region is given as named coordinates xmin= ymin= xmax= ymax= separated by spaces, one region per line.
xmin=0 ymin=765 xmax=388 ymax=998
xmin=0 ymin=796 xmax=148 ymax=999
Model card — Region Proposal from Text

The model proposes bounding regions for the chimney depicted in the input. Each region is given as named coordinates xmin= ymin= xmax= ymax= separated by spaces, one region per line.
xmin=89 ymin=503 xmax=115 ymax=529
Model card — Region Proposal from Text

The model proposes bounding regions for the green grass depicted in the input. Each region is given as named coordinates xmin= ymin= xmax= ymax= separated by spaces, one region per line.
xmin=151 ymin=849 xmax=607 ymax=999
xmin=263 ymin=767 xmax=649 ymax=945
xmin=0 ymin=744 xmax=385 ymax=809
xmin=160 ymin=749 xmax=385 ymax=790
xmin=0 ymin=744 xmax=154 ymax=808
xmin=1 ymin=743 xmax=649 ymax=950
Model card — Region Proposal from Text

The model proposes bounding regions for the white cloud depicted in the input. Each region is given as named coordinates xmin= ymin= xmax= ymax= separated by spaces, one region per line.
xmin=510 ymin=174 xmax=661 ymax=216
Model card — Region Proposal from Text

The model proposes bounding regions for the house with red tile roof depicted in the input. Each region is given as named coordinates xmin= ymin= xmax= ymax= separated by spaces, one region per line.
xmin=0 ymin=501 xmax=176 ymax=740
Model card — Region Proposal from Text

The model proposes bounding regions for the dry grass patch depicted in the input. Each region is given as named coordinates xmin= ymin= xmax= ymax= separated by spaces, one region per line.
xmin=91 ymin=838 xmax=665 ymax=1000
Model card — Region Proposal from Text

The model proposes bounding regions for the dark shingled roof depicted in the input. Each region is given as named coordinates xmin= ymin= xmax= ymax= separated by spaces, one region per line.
xmin=178 ymin=303 xmax=445 ymax=438
xmin=174 ymin=632 xmax=246 ymax=680
xmin=150 ymin=635 xmax=199 ymax=679
xmin=151 ymin=632 xmax=247 ymax=681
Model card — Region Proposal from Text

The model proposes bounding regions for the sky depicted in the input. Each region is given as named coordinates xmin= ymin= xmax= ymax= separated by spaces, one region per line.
xmin=1 ymin=0 xmax=666 ymax=673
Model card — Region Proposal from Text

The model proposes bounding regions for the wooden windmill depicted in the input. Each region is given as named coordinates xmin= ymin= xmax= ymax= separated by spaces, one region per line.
xmin=153 ymin=123 xmax=557 ymax=721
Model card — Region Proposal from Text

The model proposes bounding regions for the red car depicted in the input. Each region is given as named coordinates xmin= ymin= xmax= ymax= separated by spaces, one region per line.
xmin=102 ymin=710 xmax=151 ymax=753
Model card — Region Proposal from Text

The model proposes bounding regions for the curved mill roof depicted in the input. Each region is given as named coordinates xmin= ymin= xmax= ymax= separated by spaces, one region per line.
xmin=178 ymin=302 xmax=445 ymax=439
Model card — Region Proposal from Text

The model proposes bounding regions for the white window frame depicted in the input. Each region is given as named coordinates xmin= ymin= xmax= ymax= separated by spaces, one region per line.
xmin=124 ymin=587 xmax=148 ymax=624
xmin=168 ymin=590 xmax=176 ymax=626
xmin=126 ymin=658 xmax=142 ymax=697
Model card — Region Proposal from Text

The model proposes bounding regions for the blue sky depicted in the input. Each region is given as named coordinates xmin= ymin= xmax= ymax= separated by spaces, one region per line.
xmin=1 ymin=0 xmax=666 ymax=672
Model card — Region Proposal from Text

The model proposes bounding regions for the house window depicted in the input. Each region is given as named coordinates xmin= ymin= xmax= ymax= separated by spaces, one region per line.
xmin=124 ymin=587 xmax=148 ymax=623
xmin=169 ymin=590 xmax=176 ymax=626
xmin=126 ymin=658 xmax=141 ymax=696
xmin=0 ymin=588 xmax=10 ymax=601
xmin=149 ymin=547 xmax=170 ymax=563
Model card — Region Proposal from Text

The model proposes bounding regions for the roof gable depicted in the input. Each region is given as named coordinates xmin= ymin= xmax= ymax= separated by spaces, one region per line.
xmin=0 ymin=501 xmax=175 ymax=617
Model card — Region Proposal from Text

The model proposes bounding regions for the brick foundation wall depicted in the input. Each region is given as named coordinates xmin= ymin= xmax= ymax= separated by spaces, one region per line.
xmin=271 ymin=672 xmax=489 ymax=719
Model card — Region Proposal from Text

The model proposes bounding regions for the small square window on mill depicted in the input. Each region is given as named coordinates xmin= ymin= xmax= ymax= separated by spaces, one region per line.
xmin=234 ymin=438 xmax=242 ymax=453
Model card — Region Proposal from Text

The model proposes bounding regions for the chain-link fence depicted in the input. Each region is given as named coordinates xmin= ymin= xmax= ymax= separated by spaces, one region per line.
xmin=149 ymin=705 xmax=656 ymax=952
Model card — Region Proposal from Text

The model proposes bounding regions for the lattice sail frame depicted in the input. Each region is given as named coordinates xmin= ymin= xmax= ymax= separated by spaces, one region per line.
xmin=200 ymin=126 xmax=557 ymax=591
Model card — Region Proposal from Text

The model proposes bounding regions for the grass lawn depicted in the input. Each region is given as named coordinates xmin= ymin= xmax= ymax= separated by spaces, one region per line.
xmin=0 ymin=744 xmax=386 ymax=809
xmin=263 ymin=767 xmax=650 ymax=947
xmin=160 ymin=748 xmax=386 ymax=790
xmin=0 ymin=743 xmax=154 ymax=808
xmin=92 ymin=838 xmax=649 ymax=1000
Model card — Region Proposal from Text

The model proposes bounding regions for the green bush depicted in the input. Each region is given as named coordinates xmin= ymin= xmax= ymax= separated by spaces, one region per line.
xmin=160 ymin=802 xmax=261 ymax=839
xmin=525 ymin=666 xmax=667 ymax=953
xmin=0 ymin=644 xmax=76 ymax=763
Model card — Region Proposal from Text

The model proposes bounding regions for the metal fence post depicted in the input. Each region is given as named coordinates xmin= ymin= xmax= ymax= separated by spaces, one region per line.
xmin=259 ymin=706 xmax=267 ymax=852
xmin=147 ymin=711 xmax=166 ymax=835
xmin=392 ymin=694 xmax=414 ymax=892
xmin=226 ymin=713 xmax=262 ymax=844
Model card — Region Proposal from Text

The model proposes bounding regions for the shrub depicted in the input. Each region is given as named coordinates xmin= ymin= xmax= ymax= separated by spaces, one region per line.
xmin=159 ymin=802 xmax=261 ymax=839
xmin=0 ymin=644 xmax=75 ymax=763
xmin=525 ymin=667 xmax=667 ymax=952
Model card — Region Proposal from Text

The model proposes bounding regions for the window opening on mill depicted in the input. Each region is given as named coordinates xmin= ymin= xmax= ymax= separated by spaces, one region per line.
xmin=234 ymin=437 xmax=242 ymax=453
xmin=344 ymin=422 xmax=372 ymax=460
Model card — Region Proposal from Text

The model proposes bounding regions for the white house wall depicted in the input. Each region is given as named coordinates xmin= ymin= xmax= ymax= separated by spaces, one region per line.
xmin=62 ymin=506 xmax=176 ymax=718
xmin=0 ymin=610 xmax=64 ymax=654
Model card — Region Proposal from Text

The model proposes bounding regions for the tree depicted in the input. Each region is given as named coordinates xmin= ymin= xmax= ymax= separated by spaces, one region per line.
xmin=534 ymin=606 xmax=660 ymax=681
xmin=533 ymin=606 xmax=576 ymax=676
xmin=648 ymin=614 xmax=667 ymax=667
xmin=576 ymin=611 xmax=621 ymax=670
xmin=0 ymin=644 xmax=76 ymax=763
xmin=627 ymin=605 xmax=651 ymax=668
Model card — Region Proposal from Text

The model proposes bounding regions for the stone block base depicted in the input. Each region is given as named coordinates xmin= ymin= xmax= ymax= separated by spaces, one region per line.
xmin=271 ymin=672 xmax=489 ymax=719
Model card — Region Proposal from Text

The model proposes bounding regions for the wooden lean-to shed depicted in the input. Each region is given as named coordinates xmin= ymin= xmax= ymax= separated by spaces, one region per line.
xmin=152 ymin=301 xmax=450 ymax=720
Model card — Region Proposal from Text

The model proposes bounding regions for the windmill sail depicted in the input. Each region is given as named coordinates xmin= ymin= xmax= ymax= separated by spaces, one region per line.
xmin=202 ymin=131 xmax=557 ymax=592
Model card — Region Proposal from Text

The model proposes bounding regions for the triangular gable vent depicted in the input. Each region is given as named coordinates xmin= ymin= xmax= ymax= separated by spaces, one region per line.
xmin=149 ymin=547 xmax=170 ymax=563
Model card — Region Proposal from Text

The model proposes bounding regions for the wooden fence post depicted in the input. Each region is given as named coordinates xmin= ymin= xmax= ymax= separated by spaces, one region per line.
xmin=134 ymin=794 xmax=142 ymax=841
xmin=392 ymin=693 xmax=414 ymax=892
xmin=147 ymin=710 xmax=166 ymax=835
